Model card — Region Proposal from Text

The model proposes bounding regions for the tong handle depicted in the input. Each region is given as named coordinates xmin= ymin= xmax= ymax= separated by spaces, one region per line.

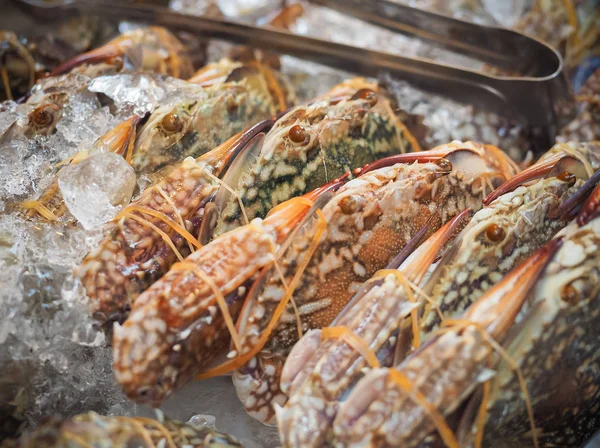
xmin=309 ymin=0 xmax=560 ymax=77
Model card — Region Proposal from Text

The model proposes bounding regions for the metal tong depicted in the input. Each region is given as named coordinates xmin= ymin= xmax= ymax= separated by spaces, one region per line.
xmin=14 ymin=0 xmax=573 ymax=137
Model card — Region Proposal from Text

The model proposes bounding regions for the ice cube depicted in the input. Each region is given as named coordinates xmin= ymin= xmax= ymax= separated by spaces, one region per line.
xmin=56 ymin=92 xmax=114 ymax=149
xmin=88 ymin=74 xmax=201 ymax=116
xmin=217 ymin=0 xmax=279 ymax=17
xmin=187 ymin=413 xmax=216 ymax=428
xmin=481 ymin=0 xmax=529 ymax=27
xmin=0 ymin=101 xmax=31 ymax=136
xmin=27 ymin=73 xmax=93 ymax=106
xmin=58 ymin=152 xmax=136 ymax=230
xmin=0 ymin=137 xmax=34 ymax=198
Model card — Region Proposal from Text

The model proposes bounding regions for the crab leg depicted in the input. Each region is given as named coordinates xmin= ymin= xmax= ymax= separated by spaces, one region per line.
xmin=227 ymin=143 xmax=518 ymax=424
xmin=332 ymin=238 xmax=561 ymax=447
xmin=76 ymin=120 xmax=273 ymax=323
xmin=131 ymin=59 xmax=292 ymax=174
xmin=112 ymin=176 xmax=343 ymax=406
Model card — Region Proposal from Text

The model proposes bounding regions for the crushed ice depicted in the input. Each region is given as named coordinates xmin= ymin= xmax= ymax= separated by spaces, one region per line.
xmin=88 ymin=74 xmax=203 ymax=116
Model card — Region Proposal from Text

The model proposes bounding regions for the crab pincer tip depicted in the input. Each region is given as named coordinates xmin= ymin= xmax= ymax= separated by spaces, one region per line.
xmin=576 ymin=181 xmax=600 ymax=226
xmin=483 ymin=155 xmax=563 ymax=205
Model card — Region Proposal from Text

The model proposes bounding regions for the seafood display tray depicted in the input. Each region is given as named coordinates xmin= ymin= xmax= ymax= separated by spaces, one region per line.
xmin=0 ymin=1 xmax=599 ymax=447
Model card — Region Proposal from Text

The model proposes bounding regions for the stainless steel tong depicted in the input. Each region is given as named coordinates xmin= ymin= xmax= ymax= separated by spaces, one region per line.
xmin=14 ymin=0 xmax=574 ymax=137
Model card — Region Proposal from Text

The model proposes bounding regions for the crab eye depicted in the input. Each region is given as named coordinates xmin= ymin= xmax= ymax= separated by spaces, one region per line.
xmin=557 ymin=171 xmax=576 ymax=186
xmin=289 ymin=124 xmax=309 ymax=144
xmin=351 ymin=88 xmax=377 ymax=105
xmin=31 ymin=104 xmax=58 ymax=127
xmin=485 ymin=223 xmax=505 ymax=243
xmin=339 ymin=195 xmax=359 ymax=214
xmin=160 ymin=113 xmax=184 ymax=134
xmin=434 ymin=158 xmax=452 ymax=171
xmin=560 ymin=283 xmax=580 ymax=304
xmin=137 ymin=386 xmax=150 ymax=397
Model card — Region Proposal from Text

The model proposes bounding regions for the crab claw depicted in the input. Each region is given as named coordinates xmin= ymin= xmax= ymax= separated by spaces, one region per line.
xmin=200 ymin=119 xmax=275 ymax=177
xmin=576 ymin=181 xmax=600 ymax=226
xmin=483 ymin=154 xmax=585 ymax=205
xmin=354 ymin=149 xmax=456 ymax=176
xmin=113 ymin=179 xmax=339 ymax=406
xmin=550 ymin=167 xmax=600 ymax=221
xmin=278 ymin=211 xmax=461 ymax=397
xmin=98 ymin=115 xmax=142 ymax=157
xmin=277 ymin=210 xmax=472 ymax=446
xmin=462 ymin=237 xmax=562 ymax=340
xmin=333 ymin=238 xmax=561 ymax=447
xmin=49 ymin=41 xmax=125 ymax=76
xmin=263 ymin=173 xmax=347 ymax=242
xmin=400 ymin=208 xmax=472 ymax=282
xmin=356 ymin=142 xmax=516 ymax=184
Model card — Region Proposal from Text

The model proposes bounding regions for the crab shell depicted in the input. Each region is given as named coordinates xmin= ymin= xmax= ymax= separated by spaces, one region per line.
xmin=213 ymin=79 xmax=421 ymax=236
xmin=276 ymin=211 xmax=471 ymax=447
xmin=112 ymin=179 xmax=341 ymax=406
xmin=232 ymin=143 xmax=518 ymax=425
xmin=419 ymin=141 xmax=600 ymax=336
xmin=476 ymin=217 xmax=600 ymax=447
xmin=75 ymin=122 xmax=272 ymax=323
xmin=419 ymin=175 xmax=582 ymax=335
xmin=12 ymin=411 xmax=242 ymax=448
xmin=329 ymin=237 xmax=561 ymax=447
xmin=131 ymin=63 xmax=289 ymax=174
xmin=322 ymin=208 xmax=599 ymax=447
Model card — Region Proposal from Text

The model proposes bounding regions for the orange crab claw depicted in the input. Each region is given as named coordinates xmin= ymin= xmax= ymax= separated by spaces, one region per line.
xmin=577 ymin=181 xmax=600 ymax=226
xmin=102 ymin=115 xmax=142 ymax=160
xmin=483 ymin=155 xmax=583 ymax=205
xmin=462 ymin=237 xmax=562 ymax=340
xmin=400 ymin=208 xmax=472 ymax=283
xmin=264 ymin=173 xmax=348 ymax=242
